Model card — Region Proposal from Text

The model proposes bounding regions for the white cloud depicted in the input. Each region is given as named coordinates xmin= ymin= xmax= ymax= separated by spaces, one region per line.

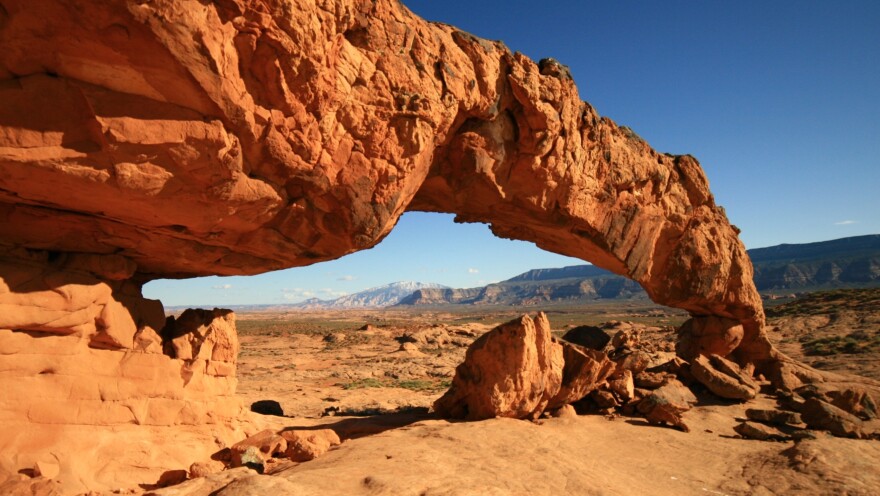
xmin=337 ymin=275 xmax=356 ymax=281
xmin=212 ymin=284 xmax=233 ymax=290
xmin=467 ymin=268 xmax=479 ymax=274
xmin=834 ymin=220 xmax=858 ymax=225
xmin=280 ymin=288 xmax=316 ymax=301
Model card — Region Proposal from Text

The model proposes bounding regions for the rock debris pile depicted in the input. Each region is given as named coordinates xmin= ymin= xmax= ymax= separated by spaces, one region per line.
xmin=434 ymin=313 xmax=879 ymax=439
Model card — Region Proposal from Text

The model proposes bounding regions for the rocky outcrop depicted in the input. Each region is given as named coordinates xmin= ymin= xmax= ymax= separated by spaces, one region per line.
xmin=0 ymin=0 xmax=770 ymax=369
xmin=0 ymin=251 xmax=248 ymax=493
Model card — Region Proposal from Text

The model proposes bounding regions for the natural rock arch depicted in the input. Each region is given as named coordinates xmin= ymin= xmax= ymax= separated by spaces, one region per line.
xmin=0 ymin=0 xmax=777 ymax=368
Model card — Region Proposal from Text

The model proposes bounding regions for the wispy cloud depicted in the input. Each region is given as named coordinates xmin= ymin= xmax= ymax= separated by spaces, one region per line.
xmin=337 ymin=275 xmax=356 ymax=281
xmin=321 ymin=288 xmax=348 ymax=298
xmin=281 ymin=288 xmax=316 ymax=300
xmin=212 ymin=284 xmax=233 ymax=290
xmin=468 ymin=268 xmax=479 ymax=274
xmin=834 ymin=220 xmax=858 ymax=225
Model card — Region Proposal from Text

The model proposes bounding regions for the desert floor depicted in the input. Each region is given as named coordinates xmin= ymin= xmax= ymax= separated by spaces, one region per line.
xmin=213 ymin=291 xmax=880 ymax=495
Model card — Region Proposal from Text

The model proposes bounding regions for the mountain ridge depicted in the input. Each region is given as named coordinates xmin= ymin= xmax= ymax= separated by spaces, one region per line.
xmin=397 ymin=234 xmax=880 ymax=307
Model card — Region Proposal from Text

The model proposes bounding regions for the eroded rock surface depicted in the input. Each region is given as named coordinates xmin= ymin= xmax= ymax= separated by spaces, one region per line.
xmin=0 ymin=0 xmax=770 ymax=368
xmin=0 ymin=251 xmax=248 ymax=493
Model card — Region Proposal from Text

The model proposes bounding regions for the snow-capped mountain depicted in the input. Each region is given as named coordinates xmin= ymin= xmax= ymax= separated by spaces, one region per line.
xmin=293 ymin=281 xmax=449 ymax=309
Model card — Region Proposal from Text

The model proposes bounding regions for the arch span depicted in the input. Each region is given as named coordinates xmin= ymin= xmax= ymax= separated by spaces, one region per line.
xmin=0 ymin=0 xmax=775 ymax=367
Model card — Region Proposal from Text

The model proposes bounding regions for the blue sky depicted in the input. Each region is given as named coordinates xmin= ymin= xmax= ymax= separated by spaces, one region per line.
xmin=144 ymin=0 xmax=879 ymax=306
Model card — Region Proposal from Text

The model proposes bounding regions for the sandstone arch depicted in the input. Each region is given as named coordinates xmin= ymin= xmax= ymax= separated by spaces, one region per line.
xmin=0 ymin=0 xmax=774 ymax=366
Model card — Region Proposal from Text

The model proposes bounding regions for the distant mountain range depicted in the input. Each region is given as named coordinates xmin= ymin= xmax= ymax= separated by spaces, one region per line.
xmin=395 ymin=234 xmax=880 ymax=307
xmin=290 ymin=281 xmax=449 ymax=309
xmin=268 ymin=235 xmax=879 ymax=310
xmin=749 ymin=235 xmax=880 ymax=290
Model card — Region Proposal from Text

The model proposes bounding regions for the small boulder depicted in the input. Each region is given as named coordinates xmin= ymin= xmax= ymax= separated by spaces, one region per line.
xmin=691 ymin=354 xmax=758 ymax=400
xmin=800 ymin=397 xmax=868 ymax=439
xmin=635 ymin=371 xmax=673 ymax=389
xmin=745 ymin=408 xmax=802 ymax=426
xmin=546 ymin=339 xmax=615 ymax=409
xmin=613 ymin=350 xmax=652 ymax=375
xmin=610 ymin=328 xmax=640 ymax=350
xmin=231 ymin=430 xmax=287 ymax=467
xmin=590 ymin=389 xmax=620 ymax=409
xmin=189 ymin=460 xmax=224 ymax=479
xmin=549 ymin=404 xmax=578 ymax=418
xmin=734 ymin=421 xmax=789 ymax=441
xmin=607 ymin=369 xmax=635 ymax=403
xmin=280 ymin=429 xmax=341 ymax=462
xmin=561 ymin=325 xmax=611 ymax=351
xmin=676 ymin=316 xmax=744 ymax=358
xmin=637 ymin=379 xmax=697 ymax=433
xmin=796 ymin=384 xmax=878 ymax=420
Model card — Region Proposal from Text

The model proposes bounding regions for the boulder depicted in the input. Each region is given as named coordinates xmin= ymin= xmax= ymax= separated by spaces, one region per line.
xmin=676 ymin=316 xmax=745 ymax=359
xmin=637 ymin=380 xmax=697 ymax=432
xmin=231 ymin=430 xmax=288 ymax=467
xmin=745 ymin=409 xmax=802 ymax=426
xmin=734 ymin=421 xmax=789 ymax=441
xmin=800 ymin=398 xmax=868 ymax=439
xmin=607 ymin=370 xmax=635 ymax=403
xmin=280 ymin=429 xmax=342 ymax=462
xmin=796 ymin=384 xmax=878 ymax=420
xmin=434 ymin=313 xmax=563 ymax=420
xmin=546 ymin=340 xmax=616 ymax=409
xmin=561 ymin=326 xmax=611 ymax=351
xmin=691 ymin=354 xmax=759 ymax=400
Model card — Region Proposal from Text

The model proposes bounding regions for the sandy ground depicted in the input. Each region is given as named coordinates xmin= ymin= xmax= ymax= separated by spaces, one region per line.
xmin=222 ymin=298 xmax=880 ymax=495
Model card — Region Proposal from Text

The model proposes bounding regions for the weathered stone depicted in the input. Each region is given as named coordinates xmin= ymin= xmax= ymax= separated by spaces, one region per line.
xmin=607 ymin=370 xmax=635 ymax=402
xmin=691 ymin=354 xmax=759 ymax=400
xmin=796 ymin=384 xmax=878 ymax=421
xmin=590 ymin=390 xmax=620 ymax=409
xmin=231 ymin=430 xmax=287 ymax=467
xmin=434 ymin=313 xmax=563 ymax=420
xmin=676 ymin=316 xmax=745 ymax=359
xmin=280 ymin=429 xmax=341 ymax=462
xmin=189 ymin=461 xmax=224 ymax=479
xmin=613 ymin=350 xmax=653 ymax=376
xmin=734 ymin=421 xmax=789 ymax=441
xmin=546 ymin=339 xmax=616 ymax=409
xmin=637 ymin=380 xmax=697 ymax=432
xmin=635 ymin=371 xmax=674 ymax=389
xmin=746 ymin=409 xmax=802 ymax=426
xmin=800 ymin=398 xmax=868 ymax=439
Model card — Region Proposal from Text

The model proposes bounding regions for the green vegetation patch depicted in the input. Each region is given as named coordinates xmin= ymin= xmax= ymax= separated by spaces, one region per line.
xmin=802 ymin=330 xmax=880 ymax=356
xmin=339 ymin=378 xmax=451 ymax=392
xmin=767 ymin=288 xmax=880 ymax=319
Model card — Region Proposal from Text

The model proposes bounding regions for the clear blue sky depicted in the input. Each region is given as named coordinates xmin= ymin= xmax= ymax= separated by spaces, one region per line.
xmin=144 ymin=0 xmax=879 ymax=307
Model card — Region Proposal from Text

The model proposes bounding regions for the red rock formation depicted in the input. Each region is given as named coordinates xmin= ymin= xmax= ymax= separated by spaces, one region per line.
xmin=0 ymin=0 xmax=819 ymax=489
xmin=0 ymin=251 xmax=248 ymax=492
xmin=0 ymin=0 xmax=769 ymax=367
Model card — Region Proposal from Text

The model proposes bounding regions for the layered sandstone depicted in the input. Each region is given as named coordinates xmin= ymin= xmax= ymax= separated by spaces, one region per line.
xmin=0 ymin=251 xmax=248 ymax=492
